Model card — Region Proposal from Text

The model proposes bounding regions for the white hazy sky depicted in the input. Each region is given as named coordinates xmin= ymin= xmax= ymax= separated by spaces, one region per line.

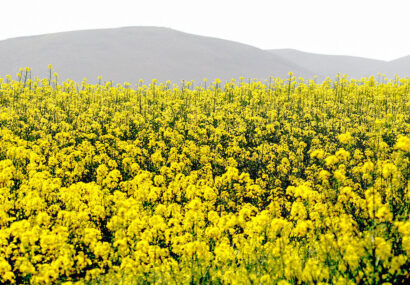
xmin=1 ymin=0 xmax=409 ymax=61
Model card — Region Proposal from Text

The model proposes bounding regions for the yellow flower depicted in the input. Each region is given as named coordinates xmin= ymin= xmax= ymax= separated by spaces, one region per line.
xmin=338 ymin=132 xmax=354 ymax=145
xmin=325 ymin=155 xmax=339 ymax=167
xmin=0 ymin=70 xmax=409 ymax=283
xmin=310 ymin=149 xmax=325 ymax=159
xmin=382 ymin=162 xmax=397 ymax=179
xmin=394 ymin=135 xmax=410 ymax=152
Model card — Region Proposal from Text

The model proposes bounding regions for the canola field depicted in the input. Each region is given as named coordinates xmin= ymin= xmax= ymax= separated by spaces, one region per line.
xmin=0 ymin=70 xmax=409 ymax=284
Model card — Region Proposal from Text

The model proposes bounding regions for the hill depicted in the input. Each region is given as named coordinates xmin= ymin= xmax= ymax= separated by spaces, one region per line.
xmin=0 ymin=27 xmax=315 ymax=83
xmin=268 ymin=49 xmax=410 ymax=79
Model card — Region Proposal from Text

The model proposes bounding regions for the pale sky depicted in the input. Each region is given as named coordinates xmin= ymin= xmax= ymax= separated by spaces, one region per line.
xmin=1 ymin=0 xmax=409 ymax=61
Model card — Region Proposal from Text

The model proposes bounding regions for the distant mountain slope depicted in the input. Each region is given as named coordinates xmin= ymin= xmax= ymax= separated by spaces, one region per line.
xmin=386 ymin=55 xmax=410 ymax=77
xmin=0 ymin=27 xmax=315 ymax=83
xmin=268 ymin=49 xmax=410 ymax=79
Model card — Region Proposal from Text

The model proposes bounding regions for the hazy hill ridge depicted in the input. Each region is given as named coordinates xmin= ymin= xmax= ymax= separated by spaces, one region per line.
xmin=0 ymin=27 xmax=408 ymax=83
xmin=0 ymin=27 xmax=313 ymax=83
xmin=268 ymin=49 xmax=410 ymax=79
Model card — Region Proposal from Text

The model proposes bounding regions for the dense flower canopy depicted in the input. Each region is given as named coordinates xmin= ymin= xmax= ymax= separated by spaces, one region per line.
xmin=0 ymin=69 xmax=409 ymax=284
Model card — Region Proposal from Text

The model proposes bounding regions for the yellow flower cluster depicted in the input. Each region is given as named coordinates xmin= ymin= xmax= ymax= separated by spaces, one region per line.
xmin=0 ymin=72 xmax=409 ymax=284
